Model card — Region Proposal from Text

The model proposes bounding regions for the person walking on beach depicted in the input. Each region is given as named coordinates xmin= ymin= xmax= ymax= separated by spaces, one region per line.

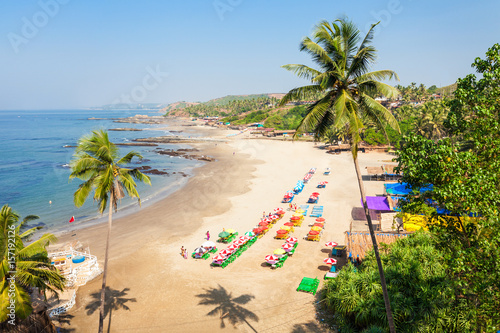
xmin=263 ymin=211 xmax=266 ymax=218
xmin=180 ymin=246 xmax=185 ymax=258
xmin=206 ymin=231 xmax=210 ymax=241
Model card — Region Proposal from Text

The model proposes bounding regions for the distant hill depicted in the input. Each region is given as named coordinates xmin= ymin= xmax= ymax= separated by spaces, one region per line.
xmin=436 ymin=83 xmax=457 ymax=97
xmin=203 ymin=93 xmax=285 ymax=106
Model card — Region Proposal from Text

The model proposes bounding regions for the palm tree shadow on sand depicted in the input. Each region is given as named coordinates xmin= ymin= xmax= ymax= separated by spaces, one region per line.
xmin=85 ymin=287 xmax=137 ymax=333
xmin=196 ymin=284 xmax=259 ymax=332
xmin=291 ymin=320 xmax=327 ymax=333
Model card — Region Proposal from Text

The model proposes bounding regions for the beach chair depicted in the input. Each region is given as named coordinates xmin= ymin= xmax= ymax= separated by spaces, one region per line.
xmin=297 ymin=277 xmax=320 ymax=295
xmin=310 ymin=206 xmax=324 ymax=217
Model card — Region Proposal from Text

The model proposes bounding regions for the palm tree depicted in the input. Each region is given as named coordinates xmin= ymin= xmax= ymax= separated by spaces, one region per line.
xmin=280 ymin=19 xmax=399 ymax=332
xmin=0 ymin=204 xmax=66 ymax=323
xmin=69 ymin=129 xmax=151 ymax=333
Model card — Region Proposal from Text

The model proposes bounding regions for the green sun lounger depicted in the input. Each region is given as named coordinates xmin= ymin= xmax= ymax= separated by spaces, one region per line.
xmin=297 ymin=277 xmax=320 ymax=295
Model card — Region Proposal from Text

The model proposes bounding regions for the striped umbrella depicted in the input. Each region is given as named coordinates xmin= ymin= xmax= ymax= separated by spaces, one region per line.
xmin=286 ymin=236 xmax=298 ymax=243
xmin=220 ymin=249 xmax=233 ymax=256
xmin=324 ymin=241 xmax=338 ymax=247
xmin=274 ymin=207 xmax=283 ymax=213
xmin=213 ymin=254 xmax=226 ymax=261
xmin=323 ymin=258 xmax=337 ymax=265
xmin=262 ymin=217 xmax=273 ymax=223
xmin=282 ymin=243 xmax=294 ymax=250
xmin=265 ymin=255 xmax=279 ymax=262
xmin=244 ymin=231 xmax=255 ymax=237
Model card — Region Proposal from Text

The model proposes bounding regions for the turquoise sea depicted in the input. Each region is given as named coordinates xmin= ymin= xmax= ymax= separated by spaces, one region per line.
xmin=0 ymin=109 xmax=202 ymax=234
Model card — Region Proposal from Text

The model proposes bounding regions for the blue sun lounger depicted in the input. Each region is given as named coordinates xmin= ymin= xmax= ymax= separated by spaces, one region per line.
xmin=310 ymin=205 xmax=324 ymax=217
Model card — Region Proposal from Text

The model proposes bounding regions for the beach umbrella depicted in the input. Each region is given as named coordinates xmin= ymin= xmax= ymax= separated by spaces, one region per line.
xmin=280 ymin=226 xmax=291 ymax=231
xmin=324 ymin=241 xmax=338 ymax=247
xmin=194 ymin=247 xmax=205 ymax=254
xmin=220 ymin=249 xmax=233 ymax=256
xmin=296 ymin=209 xmax=305 ymax=213
xmin=315 ymin=218 xmax=326 ymax=222
xmin=253 ymin=227 xmax=263 ymax=234
xmin=284 ymin=222 xmax=295 ymax=227
xmin=286 ymin=236 xmax=298 ymax=243
xmin=265 ymin=255 xmax=279 ymax=262
xmin=244 ymin=231 xmax=255 ymax=237
xmin=218 ymin=231 xmax=230 ymax=238
xmin=226 ymin=228 xmax=236 ymax=234
xmin=239 ymin=235 xmax=250 ymax=241
xmin=312 ymin=192 xmax=320 ymax=196
xmin=274 ymin=207 xmax=283 ymax=212
xmin=313 ymin=223 xmax=324 ymax=227
xmin=262 ymin=217 xmax=273 ymax=223
xmin=260 ymin=225 xmax=269 ymax=230
xmin=276 ymin=229 xmax=288 ymax=235
xmin=235 ymin=239 xmax=246 ymax=246
xmin=311 ymin=226 xmax=322 ymax=231
xmin=290 ymin=216 xmax=301 ymax=221
xmin=309 ymin=230 xmax=320 ymax=235
xmin=282 ymin=243 xmax=294 ymax=250
xmin=293 ymin=213 xmax=303 ymax=217
xmin=259 ymin=221 xmax=269 ymax=227
xmin=227 ymin=243 xmax=239 ymax=250
xmin=270 ymin=214 xmax=279 ymax=220
xmin=274 ymin=249 xmax=286 ymax=255
xmin=201 ymin=241 xmax=216 ymax=248
xmin=213 ymin=254 xmax=226 ymax=261
xmin=323 ymin=258 xmax=337 ymax=265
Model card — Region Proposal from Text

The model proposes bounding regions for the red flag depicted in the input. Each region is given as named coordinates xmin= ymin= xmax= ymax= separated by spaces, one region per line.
xmin=69 ymin=216 xmax=75 ymax=223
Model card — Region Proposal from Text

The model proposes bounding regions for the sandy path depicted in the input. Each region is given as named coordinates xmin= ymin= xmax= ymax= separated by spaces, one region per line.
xmin=55 ymin=136 xmax=391 ymax=333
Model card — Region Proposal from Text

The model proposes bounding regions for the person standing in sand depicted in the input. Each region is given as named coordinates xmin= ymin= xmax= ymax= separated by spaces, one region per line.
xmin=206 ymin=231 xmax=210 ymax=241
xmin=180 ymin=246 xmax=185 ymax=258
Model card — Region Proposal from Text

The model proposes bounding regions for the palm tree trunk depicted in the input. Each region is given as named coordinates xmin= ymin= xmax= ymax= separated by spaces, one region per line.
xmin=98 ymin=192 xmax=113 ymax=333
xmin=353 ymin=156 xmax=396 ymax=333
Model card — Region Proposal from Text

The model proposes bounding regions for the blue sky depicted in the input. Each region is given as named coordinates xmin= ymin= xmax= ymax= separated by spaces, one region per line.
xmin=0 ymin=0 xmax=499 ymax=109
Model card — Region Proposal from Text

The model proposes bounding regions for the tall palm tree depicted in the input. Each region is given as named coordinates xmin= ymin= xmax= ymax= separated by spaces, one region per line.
xmin=0 ymin=204 xmax=66 ymax=323
xmin=69 ymin=129 xmax=151 ymax=333
xmin=280 ymin=19 xmax=399 ymax=332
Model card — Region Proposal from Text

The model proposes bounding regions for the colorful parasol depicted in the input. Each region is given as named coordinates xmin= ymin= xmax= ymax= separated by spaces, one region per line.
xmin=324 ymin=241 xmax=338 ymax=247
xmin=323 ymin=258 xmax=338 ymax=265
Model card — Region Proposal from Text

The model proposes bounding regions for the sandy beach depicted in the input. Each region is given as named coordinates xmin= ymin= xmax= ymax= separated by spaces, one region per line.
xmin=53 ymin=125 xmax=391 ymax=333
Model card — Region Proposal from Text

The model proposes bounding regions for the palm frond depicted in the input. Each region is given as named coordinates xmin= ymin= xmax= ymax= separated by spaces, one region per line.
xmin=294 ymin=94 xmax=333 ymax=137
xmin=278 ymin=85 xmax=324 ymax=106
xmin=281 ymin=64 xmax=321 ymax=81
xmin=117 ymin=151 xmax=143 ymax=165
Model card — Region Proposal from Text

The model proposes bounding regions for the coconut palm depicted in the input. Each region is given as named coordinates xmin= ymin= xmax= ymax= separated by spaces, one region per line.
xmin=280 ymin=19 xmax=399 ymax=332
xmin=0 ymin=204 xmax=65 ymax=323
xmin=69 ymin=129 xmax=151 ymax=333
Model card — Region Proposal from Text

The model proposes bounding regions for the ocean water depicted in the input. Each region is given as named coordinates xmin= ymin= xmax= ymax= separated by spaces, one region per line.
xmin=0 ymin=109 xmax=203 ymax=234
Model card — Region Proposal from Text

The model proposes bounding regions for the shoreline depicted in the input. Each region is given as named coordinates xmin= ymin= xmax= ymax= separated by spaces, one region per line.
xmin=49 ymin=118 xmax=231 ymax=241
xmin=54 ymin=131 xmax=393 ymax=332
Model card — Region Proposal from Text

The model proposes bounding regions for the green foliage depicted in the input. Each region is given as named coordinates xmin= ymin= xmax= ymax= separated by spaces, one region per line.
xmin=280 ymin=18 xmax=400 ymax=157
xmin=324 ymin=232 xmax=460 ymax=332
xmin=395 ymin=44 xmax=500 ymax=331
xmin=70 ymin=130 xmax=151 ymax=213
xmin=0 ymin=204 xmax=65 ymax=323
